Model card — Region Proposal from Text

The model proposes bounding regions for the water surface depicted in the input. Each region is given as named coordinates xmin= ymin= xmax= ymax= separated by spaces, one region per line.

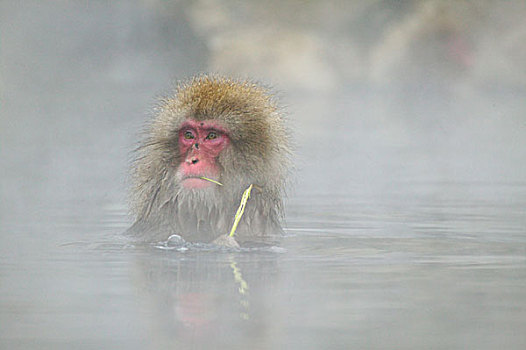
xmin=1 ymin=181 xmax=525 ymax=349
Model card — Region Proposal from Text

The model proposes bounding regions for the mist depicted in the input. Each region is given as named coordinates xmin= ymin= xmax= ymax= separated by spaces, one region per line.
xmin=1 ymin=1 xmax=525 ymax=349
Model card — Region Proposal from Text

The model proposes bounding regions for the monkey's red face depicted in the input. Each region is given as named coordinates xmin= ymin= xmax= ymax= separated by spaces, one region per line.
xmin=178 ymin=120 xmax=230 ymax=189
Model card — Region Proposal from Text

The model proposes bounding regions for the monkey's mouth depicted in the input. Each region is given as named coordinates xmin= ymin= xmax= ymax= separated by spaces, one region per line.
xmin=181 ymin=176 xmax=219 ymax=189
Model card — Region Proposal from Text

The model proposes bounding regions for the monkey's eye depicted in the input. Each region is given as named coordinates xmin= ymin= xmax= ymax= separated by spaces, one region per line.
xmin=205 ymin=131 xmax=217 ymax=140
xmin=183 ymin=130 xmax=195 ymax=140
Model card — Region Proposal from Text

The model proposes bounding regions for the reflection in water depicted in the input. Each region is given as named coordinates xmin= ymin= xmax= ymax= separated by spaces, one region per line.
xmin=132 ymin=247 xmax=281 ymax=348
xmin=230 ymin=256 xmax=250 ymax=320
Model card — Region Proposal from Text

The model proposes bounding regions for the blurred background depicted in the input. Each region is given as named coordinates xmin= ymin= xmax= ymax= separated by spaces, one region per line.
xmin=1 ymin=1 xmax=525 ymax=349
xmin=2 ymin=0 xmax=525 ymax=208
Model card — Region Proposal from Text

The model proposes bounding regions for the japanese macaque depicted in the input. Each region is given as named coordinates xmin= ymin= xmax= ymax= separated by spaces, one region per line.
xmin=127 ymin=75 xmax=291 ymax=246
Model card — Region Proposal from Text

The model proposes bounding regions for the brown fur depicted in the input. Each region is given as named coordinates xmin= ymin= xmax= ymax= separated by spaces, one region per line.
xmin=127 ymin=75 xmax=291 ymax=243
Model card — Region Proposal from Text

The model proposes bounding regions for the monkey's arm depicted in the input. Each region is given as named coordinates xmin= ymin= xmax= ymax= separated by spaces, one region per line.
xmin=125 ymin=217 xmax=176 ymax=243
xmin=212 ymin=234 xmax=240 ymax=248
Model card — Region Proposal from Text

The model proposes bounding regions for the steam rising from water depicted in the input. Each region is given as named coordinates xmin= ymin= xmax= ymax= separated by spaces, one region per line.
xmin=1 ymin=1 xmax=525 ymax=349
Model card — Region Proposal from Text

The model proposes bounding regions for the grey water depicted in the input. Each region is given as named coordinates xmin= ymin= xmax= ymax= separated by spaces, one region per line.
xmin=2 ymin=181 xmax=525 ymax=349
xmin=1 ymin=1 xmax=526 ymax=349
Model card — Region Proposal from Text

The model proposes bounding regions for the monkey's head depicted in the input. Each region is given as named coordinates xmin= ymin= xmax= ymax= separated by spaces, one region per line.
xmin=129 ymin=75 xmax=291 ymax=242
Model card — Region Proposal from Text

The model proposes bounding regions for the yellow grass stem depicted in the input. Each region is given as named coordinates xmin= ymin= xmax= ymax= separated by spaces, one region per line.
xmin=200 ymin=177 xmax=223 ymax=186
xmin=229 ymin=184 xmax=254 ymax=237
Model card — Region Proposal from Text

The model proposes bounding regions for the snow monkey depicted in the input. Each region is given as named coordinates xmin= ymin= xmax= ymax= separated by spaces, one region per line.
xmin=127 ymin=75 xmax=291 ymax=247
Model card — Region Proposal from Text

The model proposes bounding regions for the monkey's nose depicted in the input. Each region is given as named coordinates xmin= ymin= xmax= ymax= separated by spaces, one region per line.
xmin=186 ymin=157 xmax=199 ymax=165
